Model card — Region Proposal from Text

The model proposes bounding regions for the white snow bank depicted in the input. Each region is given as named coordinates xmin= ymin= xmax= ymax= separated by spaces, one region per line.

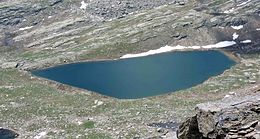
xmin=231 ymin=25 xmax=243 ymax=30
xmin=121 ymin=45 xmax=178 ymax=58
xmin=121 ymin=41 xmax=236 ymax=59
xmin=201 ymin=41 xmax=236 ymax=49
xmin=34 ymin=131 xmax=47 ymax=139
xmin=19 ymin=26 xmax=33 ymax=31
xmin=187 ymin=46 xmax=201 ymax=49
xmin=240 ymin=40 xmax=252 ymax=43
xmin=80 ymin=1 xmax=87 ymax=10
xmin=233 ymin=33 xmax=239 ymax=40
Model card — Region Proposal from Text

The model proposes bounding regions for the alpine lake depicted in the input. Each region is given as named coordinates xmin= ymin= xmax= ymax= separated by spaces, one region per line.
xmin=32 ymin=50 xmax=236 ymax=99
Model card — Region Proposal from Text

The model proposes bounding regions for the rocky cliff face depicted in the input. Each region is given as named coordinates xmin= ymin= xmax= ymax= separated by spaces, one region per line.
xmin=177 ymin=87 xmax=260 ymax=139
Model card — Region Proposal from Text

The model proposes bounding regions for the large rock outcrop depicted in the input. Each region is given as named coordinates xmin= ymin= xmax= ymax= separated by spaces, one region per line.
xmin=177 ymin=93 xmax=260 ymax=139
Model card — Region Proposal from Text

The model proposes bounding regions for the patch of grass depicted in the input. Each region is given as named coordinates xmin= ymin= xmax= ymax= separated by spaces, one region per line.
xmin=78 ymin=42 xmax=139 ymax=60
xmin=19 ymin=50 xmax=57 ymax=61
xmin=83 ymin=121 xmax=95 ymax=129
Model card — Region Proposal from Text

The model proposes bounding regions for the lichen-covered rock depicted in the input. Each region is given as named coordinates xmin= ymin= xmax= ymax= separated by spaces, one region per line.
xmin=177 ymin=93 xmax=260 ymax=139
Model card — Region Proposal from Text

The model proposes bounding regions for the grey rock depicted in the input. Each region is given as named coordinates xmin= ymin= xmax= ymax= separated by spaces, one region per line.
xmin=226 ymin=17 xmax=248 ymax=27
xmin=177 ymin=94 xmax=260 ymax=139
xmin=1 ymin=62 xmax=18 ymax=69
xmin=2 ymin=32 xmax=15 ymax=47
xmin=177 ymin=116 xmax=202 ymax=139
xmin=86 ymin=0 xmax=176 ymax=19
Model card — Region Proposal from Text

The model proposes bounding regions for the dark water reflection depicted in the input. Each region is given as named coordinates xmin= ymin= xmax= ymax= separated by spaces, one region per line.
xmin=0 ymin=129 xmax=19 ymax=139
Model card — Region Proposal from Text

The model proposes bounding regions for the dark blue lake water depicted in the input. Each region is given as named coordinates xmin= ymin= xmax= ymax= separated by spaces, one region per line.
xmin=32 ymin=51 xmax=235 ymax=99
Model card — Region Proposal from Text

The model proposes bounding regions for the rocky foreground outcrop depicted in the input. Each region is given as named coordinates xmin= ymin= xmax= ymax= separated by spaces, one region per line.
xmin=177 ymin=92 xmax=260 ymax=139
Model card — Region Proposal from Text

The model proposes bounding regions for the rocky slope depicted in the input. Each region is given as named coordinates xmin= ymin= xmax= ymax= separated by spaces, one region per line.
xmin=0 ymin=0 xmax=259 ymax=70
xmin=177 ymin=85 xmax=260 ymax=139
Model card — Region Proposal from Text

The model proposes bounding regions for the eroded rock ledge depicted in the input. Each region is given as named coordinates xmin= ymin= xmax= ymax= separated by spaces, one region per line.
xmin=177 ymin=92 xmax=260 ymax=139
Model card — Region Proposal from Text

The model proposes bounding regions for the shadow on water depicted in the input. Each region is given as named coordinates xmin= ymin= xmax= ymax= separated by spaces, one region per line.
xmin=0 ymin=129 xmax=19 ymax=139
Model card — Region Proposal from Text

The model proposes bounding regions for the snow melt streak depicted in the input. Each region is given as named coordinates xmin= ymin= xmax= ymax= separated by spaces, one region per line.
xmin=240 ymin=40 xmax=252 ymax=43
xmin=19 ymin=26 xmax=33 ymax=31
xmin=231 ymin=25 xmax=243 ymax=30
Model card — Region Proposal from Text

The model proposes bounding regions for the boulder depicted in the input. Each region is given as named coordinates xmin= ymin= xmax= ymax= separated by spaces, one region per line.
xmin=0 ymin=62 xmax=18 ymax=69
xmin=177 ymin=93 xmax=260 ymax=139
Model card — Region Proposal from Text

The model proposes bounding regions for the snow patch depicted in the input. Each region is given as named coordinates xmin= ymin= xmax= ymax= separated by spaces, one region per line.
xmin=201 ymin=41 xmax=236 ymax=49
xmin=240 ymin=40 xmax=252 ymax=43
xmin=187 ymin=46 xmax=201 ymax=49
xmin=229 ymin=92 xmax=236 ymax=95
xmin=76 ymin=134 xmax=82 ymax=139
xmin=232 ymin=32 xmax=239 ymax=40
xmin=224 ymin=94 xmax=231 ymax=98
xmin=231 ymin=25 xmax=243 ymax=30
xmin=77 ymin=121 xmax=83 ymax=125
xmin=224 ymin=8 xmax=235 ymax=14
xmin=19 ymin=26 xmax=33 ymax=31
xmin=121 ymin=41 xmax=236 ymax=59
xmin=48 ymin=16 xmax=52 ymax=19
xmin=237 ymin=0 xmax=251 ymax=6
xmin=34 ymin=131 xmax=47 ymax=139
xmin=121 ymin=45 xmax=181 ymax=58
xmin=256 ymin=28 xmax=260 ymax=31
xmin=93 ymin=100 xmax=104 ymax=107
xmin=80 ymin=1 xmax=87 ymax=10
